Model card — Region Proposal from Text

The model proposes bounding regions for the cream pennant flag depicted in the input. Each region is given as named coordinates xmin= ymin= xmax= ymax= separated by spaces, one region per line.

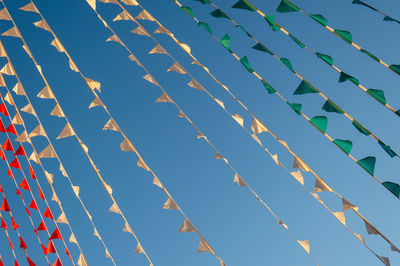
xmin=70 ymin=233 xmax=78 ymax=244
xmin=232 ymin=114 xmax=244 ymax=127
xmin=136 ymin=10 xmax=154 ymax=21
xmin=149 ymin=44 xmax=167 ymax=55
xmin=16 ymin=131 xmax=30 ymax=143
xmin=52 ymin=191 xmax=60 ymax=204
xmin=128 ymin=54 xmax=142 ymax=66
xmin=77 ymin=253 xmax=88 ymax=266
xmin=168 ymin=62 xmax=187 ymax=74
xmin=89 ymin=97 xmax=105 ymax=109
xmin=134 ymin=242 xmax=145 ymax=254
xmin=13 ymin=82 xmax=25 ymax=95
xmin=333 ymin=211 xmax=346 ymax=225
xmin=355 ymin=233 xmax=366 ymax=244
xmin=290 ymin=171 xmax=304 ymax=185
xmin=69 ymin=60 xmax=79 ymax=72
xmin=112 ymin=10 xmax=130 ymax=21
xmin=197 ymin=131 xmax=206 ymax=140
xmin=177 ymin=110 xmax=185 ymax=118
xmin=155 ymin=92 xmax=173 ymax=103
xmin=154 ymin=26 xmax=172 ymax=35
xmin=84 ymin=77 xmax=101 ymax=92
xmin=215 ymin=152 xmax=224 ymax=160
xmin=137 ymin=157 xmax=150 ymax=171
xmin=187 ymin=79 xmax=205 ymax=91
xmin=38 ymin=145 xmax=56 ymax=158
xmin=179 ymin=42 xmax=191 ymax=53
xmin=22 ymin=45 xmax=34 ymax=59
xmin=106 ymin=35 xmax=123 ymax=46
xmin=342 ymin=198 xmax=358 ymax=212
xmin=120 ymin=138 xmax=136 ymax=152
xmin=293 ymin=156 xmax=310 ymax=172
xmin=12 ymin=113 xmax=23 ymax=125
xmin=251 ymin=118 xmax=268 ymax=134
xmin=51 ymin=39 xmax=64 ymax=53
xmin=45 ymin=170 xmax=54 ymax=185
xmin=103 ymin=118 xmax=120 ymax=131
xmin=123 ymin=223 xmax=133 ymax=234
xmin=86 ymin=0 xmax=96 ymax=10
xmin=143 ymin=74 xmax=158 ymax=86
xmin=21 ymin=103 xmax=36 ymax=116
xmin=60 ymin=163 xmax=68 ymax=177
xmin=93 ymin=228 xmax=101 ymax=240
xmin=33 ymin=20 xmax=51 ymax=32
xmin=50 ymin=104 xmax=65 ymax=117
xmin=178 ymin=219 xmax=196 ymax=232
xmin=56 ymin=212 xmax=68 ymax=224
xmin=297 ymin=240 xmax=310 ymax=254
xmin=163 ymin=197 xmax=178 ymax=210
xmin=35 ymin=64 xmax=43 ymax=75
xmin=131 ymin=26 xmax=150 ymax=37
xmin=85 ymin=210 xmax=93 ymax=221
xmin=278 ymin=139 xmax=289 ymax=149
xmin=313 ymin=177 xmax=333 ymax=193
xmin=0 ymin=9 xmax=11 ymax=20
xmin=251 ymin=133 xmax=262 ymax=146
xmin=0 ymin=43 xmax=6 ymax=57
xmin=105 ymin=183 xmax=113 ymax=195
xmin=108 ymin=202 xmax=122 ymax=215
xmin=0 ymin=73 xmax=5 ymax=87
xmin=197 ymin=238 xmax=212 ymax=253
xmin=4 ymin=92 xmax=14 ymax=105
xmin=19 ymin=2 xmax=39 ymax=13
xmin=278 ymin=219 xmax=288 ymax=230
xmin=37 ymin=86 xmax=54 ymax=99
xmin=105 ymin=248 xmax=111 ymax=259
xmin=1 ymin=62 xmax=15 ymax=76
xmin=214 ymin=98 xmax=225 ymax=109
xmin=364 ymin=219 xmax=379 ymax=235
xmin=271 ymin=154 xmax=283 ymax=167
xmin=2 ymin=27 xmax=21 ymax=38
xmin=233 ymin=173 xmax=247 ymax=187
xmin=152 ymin=176 xmax=163 ymax=188
xmin=121 ymin=0 xmax=138 ymax=5
xmin=73 ymin=186 xmax=80 ymax=197
xmin=29 ymin=124 xmax=46 ymax=137
xmin=56 ymin=123 xmax=75 ymax=139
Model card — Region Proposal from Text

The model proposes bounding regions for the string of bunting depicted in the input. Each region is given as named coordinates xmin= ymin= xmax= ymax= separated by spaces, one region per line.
xmin=222 ymin=0 xmax=400 ymax=118
xmin=351 ymin=0 xmax=400 ymax=24
xmin=99 ymin=0 xmax=400 ymax=263
xmin=274 ymin=0 xmax=400 ymax=76
xmin=173 ymin=0 xmax=400 ymax=201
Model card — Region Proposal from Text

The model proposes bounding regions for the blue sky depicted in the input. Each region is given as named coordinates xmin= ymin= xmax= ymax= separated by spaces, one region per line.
xmin=0 ymin=0 xmax=400 ymax=265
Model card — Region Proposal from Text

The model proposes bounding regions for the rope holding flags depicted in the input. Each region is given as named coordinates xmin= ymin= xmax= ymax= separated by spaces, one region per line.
xmin=351 ymin=0 xmax=400 ymax=24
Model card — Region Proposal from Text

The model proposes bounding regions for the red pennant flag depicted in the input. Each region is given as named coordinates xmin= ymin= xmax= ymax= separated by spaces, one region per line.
xmin=0 ymin=184 xmax=2 ymax=192
xmin=43 ymin=207 xmax=53 ymax=220
xmin=38 ymin=187 xmax=44 ymax=200
xmin=36 ymin=220 xmax=47 ymax=232
xmin=49 ymin=228 xmax=62 ymax=240
xmin=52 ymin=258 xmax=62 ymax=266
xmin=2 ymin=139 xmax=13 ymax=151
xmin=46 ymin=240 xmax=56 ymax=254
xmin=0 ymin=257 xmax=4 ymax=266
xmin=11 ymin=217 xmax=19 ymax=230
xmin=0 ymin=150 xmax=5 ymax=161
xmin=40 ymin=243 xmax=47 ymax=255
xmin=7 ymin=168 xmax=13 ymax=179
xmin=0 ymin=103 xmax=9 ymax=117
xmin=7 ymin=235 xmax=13 ymax=249
xmin=6 ymin=124 xmax=17 ymax=135
xmin=14 ymin=259 xmax=19 ymax=266
xmin=1 ymin=198 xmax=10 ymax=212
xmin=14 ymin=145 xmax=26 ymax=156
xmin=0 ymin=216 xmax=7 ymax=230
xmin=29 ymin=166 xmax=36 ymax=179
xmin=19 ymin=236 xmax=27 ymax=249
xmin=15 ymin=188 xmax=21 ymax=198
xmin=25 ymin=207 xmax=31 ymax=217
xmin=10 ymin=158 xmax=22 ymax=170
xmin=26 ymin=257 xmax=36 ymax=266
xmin=65 ymin=248 xmax=72 ymax=261
xmin=0 ymin=119 xmax=5 ymax=132
xmin=29 ymin=199 xmax=38 ymax=210
xmin=19 ymin=179 xmax=30 ymax=191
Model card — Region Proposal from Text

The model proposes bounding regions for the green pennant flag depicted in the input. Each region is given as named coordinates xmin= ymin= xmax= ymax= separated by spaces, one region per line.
xmin=310 ymin=14 xmax=328 ymax=26
xmin=352 ymin=121 xmax=370 ymax=136
xmin=378 ymin=141 xmax=396 ymax=158
xmin=181 ymin=6 xmax=195 ymax=17
xmin=232 ymin=0 xmax=257 ymax=11
xmin=357 ymin=156 xmax=376 ymax=175
xmin=310 ymin=116 xmax=328 ymax=133
xmin=287 ymin=102 xmax=302 ymax=116
xmin=198 ymin=22 xmax=212 ymax=34
xmin=396 ymin=110 xmax=400 ymax=117
xmin=333 ymin=139 xmax=352 ymax=154
xmin=289 ymin=34 xmax=305 ymax=48
xmin=367 ymin=89 xmax=386 ymax=105
xmin=334 ymin=29 xmax=353 ymax=43
xmin=382 ymin=181 xmax=400 ymax=198
xmin=276 ymin=0 xmax=299 ymax=13
xmin=220 ymin=34 xmax=231 ymax=49
xmin=252 ymin=43 xmax=273 ymax=55
xmin=236 ymin=25 xmax=251 ymax=37
xmin=361 ymin=49 xmax=379 ymax=62
xmin=316 ymin=52 xmax=333 ymax=65
xmin=294 ymin=80 xmax=318 ymax=95
xmin=210 ymin=9 xmax=229 ymax=19
xmin=194 ymin=0 xmax=211 ymax=4
xmin=389 ymin=64 xmax=400 ymax=75
xmin=240 ymin=56 xmax=254 ymax=73
xmin=339 ymin=72 xmax=359 ymax=85
xmin=264 ymin=15 xmax=280 ymax=31
xmin=262 ymin=79 xmax=276 ymax=94
xmin=322 ymin=100 xmax=343 ymax=114
xmin=383 ymin=16 xmax=400 ymax=24
xmin=280 ymin=58 xmax=295 ymax=72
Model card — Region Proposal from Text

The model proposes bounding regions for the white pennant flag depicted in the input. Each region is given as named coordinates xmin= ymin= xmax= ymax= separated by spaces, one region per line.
xmin=179 ymin=42 xmax=191 ymax=53
xmin=93 ymin=228 xmax=101 ymax=240
xmin=12 ymin=113 xmax=23 ymax=125
xmin=29 ymin=152 xmax=39 ymax=164
xmin=197 ymin=238 xmax=213 ymax=253
xmin=2 ymin=27 xmax=21 ymax=38
xmin=123 ymin=223 xmax=133 ymax=234
xmin=131 ymin=25 xmax=150 ymax=37
xmin=4 ymin=92 xmax=14 ymax=105
xmin=70 ymin=233 xmax=78 ymax=244
xmin=89 ymin=97 xmax=105 ymax=109
xmin=37 ymin=86 xmax=54 ymax=99
xmin=178 ymin=219 xmax=196 ymax=232
xmin=333 ymin=212 xmax=346 ymax=225
xmin=19 ymin=2 xmax=39 ymax=13
xmin=168 ymin=62 xmax=187 ymax=74
xmin=13 ymin=82 xmax=25 ymax=95
xmin=56 ymin=123 xmax=75 ymax=139
xmin=86 ymin=0 xmax=96 ymax=10
xmin=103 ymin=118 xmax=120 ymax=131
xmin=251 ymin=118 xmax=268 ymax=134
xmin=29 ymin=124 xmax=46 ymax=137
xmin=271 ymin=154 xmax=283 ymax=167
xmin=51 ymin=39 xmax=64 ymax=53
xmin=84 ymin=77 xmax=101 ymax=92
xmin=33 ymin=20 xmax=51 ymax=32
xmin=155 ymin=92 xmax=173 ymax=103
xmin=154 ymin=26 xmax=172 ymax=36
xmin=16 ymin=131 xmax=30 ymax=143
xmin=187 ymin=79 xmax=205 ymax=91
xmin=106 ymin=35 xmax=123 ymax=46
xmin=45 ymin=170 xmax=54 ymax=185
xmin=342 ymin=198 xmax=358 ymax=212
xmin=197 ymin=131 xmax=206 ymax=140
xmin=108 ymin=202 xmax=122 ymax=215
xmin=290 ymin=171 xmax=304 ymax=185
xmin=112 ymin=11 xmax=130 ymax=21
xmin=297 ymin=240 xmax=310 ymax=254
xmin=251 ymin=133 xmax=262 ymax=146
xmin=136 ymin=10 xmax=154 ymax=21
xmin=69 ymin=60 xmax=79 ymax=72
xmin=120 ymin=138 xmax=136 ymax=152
xmin=128 ymin=54 xmax=142 ymax=67
xmin=163 ymin=197 xmax=178 ymax=210
xmin=134 ymin=242 xmax=145 ymax=254
xmin=0 ymin=62 xmax=15 ymax=76
xmin=232 ymin=114 xmax=244 ymax=127
xmin=293 ymin=156 xmax=311 ymax=172
xmin=121 ymin=0 xmax=138 ymax=5
xmin=38 ymin=145 xmax=57 ymax=158
xmin=0 ymin=73 xmax=5 ymax=87
xmin=73 ymin=186 xmax=80 ymax=197
xmin=152 ymin=176 xmax=163 ymax=188
xmin=22 ymin=45 xmax=33 ymax=59
xmin=105 ymin=248 xmax=111 ymax=259
xmin=50 ymin=104 xmax=65 ymax=117
xmin=60 ymin=163 xmax=68 ymax=177
xmin=214 ymin=98 xmax=225 ymax=109
xmin=52 ymin=191 xmax=60 ymax=204
xmin=0 ymin=9 xmax=11 ymax=20
xmin=21 ymin=103 xmax=36 ymax=116
xmin=77 ymin=253 xmax=88 ymax=266
xmin=137 ymin=157 xmax=150 ymax=171
xmin=56 ymin=212 xmax=68 ymax=224
xmin=143 ymin=74 xmax=158 ymax=86
xmin=149 ymin=44 xmax=167 ymax=55
xmin=313 ymin=177 xmax=333 ymax=193
xmin=233 ymin=173 xmax=247 ymax=187
xmin=177 ymin=110 xmax=185 ymax=118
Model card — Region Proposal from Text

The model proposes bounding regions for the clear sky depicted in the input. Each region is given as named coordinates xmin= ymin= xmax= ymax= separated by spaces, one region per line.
xmin=0 ymin=0 xmax=399 ymax=265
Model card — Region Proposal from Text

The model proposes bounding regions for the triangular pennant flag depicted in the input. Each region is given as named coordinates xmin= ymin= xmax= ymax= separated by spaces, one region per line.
xmin=290 ymin=171 xmax=304 ymax=185
xmin=377 ymin=256 xmax=390 ymax=266
xmin=0 ymin=9 xmax=11 ymax=20
xmin=120 ymin=138 xmax=136 ymax=152
xmin=197 ymin=238 xmax=213 ymax=253
xmin=168 ymin=62 xmax=187 ymax=74
xmin=121 ymin=0 xmax=138 ymax=5
xmin=60 ymin=163 xmax=68 ymax=177
xmin=77 ymin=253 xmax=88 ymax=266
xmin=103 ymin=118 xmax=120 ymax=131
xmin=163 ymin=197 xmax=178 ymax=209
xmin=37 ymin=86 xmax=54 ymax=99
xmin=2 ymin=138 xmax=13 ymax=151
xmin=93 ymin=228 xmax=101 ymax=240
xmin=89 ymin=97 xmax=105 ymax=109
xmin=233 ymin=173 xmax=247 ymax=186
xmin=11 ymin=158 xmax=22 ymax=170
xmin=143 ymin=74 xmax=158 ymax=86
xmin=36 ymin=220 xmax=47 ymax=231
xmin=4 ymin=92 xmax=14 ymax=105
xmin=49 ymin=228 xmax=62 ymax=240
xmin=20 ymin=2 xmax=39 ymax=13
xmin=50 ymin=39 xmax=64 ymax=53
xmin=108 ymin=202 xmax=122 ymax=214
xmin=122 ymin=223 xmax=133 ymax=234
xmin=155 ymin=92 xmax=173 ymax=103
xmin=342 ymin=198 xmax=358 ymax=212
xmin=29 ymin=152 xmax=40 ymax=164
xmin=19 ymin=236 xmax=27 ymax=249
xmin=38 ymin=145 xmax=56 ymax=158
xmin=106 ymin=35 xmax=123 ymax=46
xmin=13 ymin=82 xmax=25 ymax=95
xmin=21 ymin=104 xmax=36 ymax=116
xmin=50 ymin=104 xmax=65 ymax=117
xmin=112 ymin=10 xmax=130 ymax=21
xmin=333 ymin=212 xmax=346 ymax=225
xmin=56 ymin=212 xmax=68 ymax=224
xmin=11 ymin=217 xmax=19 ymax=230
xmin=131 ymin=25 xmax=150 ymax=37
xmin=1 ymin=217 xmax=7 ymax=229
xmin=214 ymin=98 xmax=225 ymax=109
xmin=73 ymin=186 xmax=80 ymax=197
xmin=46 ymin=240 xmax=56 ymax=254
xmin=69 ymin=233 xmax=77 ymax=244
xmin=33 ymin=20 xmax=51 ymax=32
xmin=364 ymin=219 xmax=379 ymax=235
xmin=16 ymin=131 xmax=30 ymax=143
xmin=136 ymin=10 xmax=154 ymax=21
xmin=232 ymin=114 xmax=244 ymax=127
xmin=29 ymin=199 xmax=38 ymax=210
xmin=84 ymin=77 xmax=101 ymax=92
xmin=128 ymin=54 xmax=142 ymax=66
xmin=187 ymin=79 xmax=205 ymax=91
xmin=44 ymin=207 xmax=54 ymax=220
xmin=149 ymin=44 xmax=167 ymax=55
xmin=197 ymin=131 xmax=206 ymax=140
xmin=153 ymin=176 xmax=163 ymax=188
xmin=0 ymin=103 xmax=9 ymax=116
xmin=314 ymin=177 xmax=333 ymax=192
xmin=137 ymin=157 xmax=150 ymax=171
xmin=69 ymin=59 xmax=79 ymax=72
xmin=293 ymin=156 xmax=310 ymax=172
xmin=6 ymin=124 xmax=17 ymax=135
xmin=271 ymin=155 xmax=283 ymax=167
xmin=134 ymin=242 xmax=145 ymax=254
xmin=86 ymin=0 xmax=96 ymax=10
xmin=154 ymin=26 xmax=172 ymax=35
xmin=297 ymin=240 xmax=310 ymax=254
xmin=251 ymin=118 xmax=268 ymax=134
xmin=0 ymin=119 xmax=5 ymax=132
xmin=178 ymin=219 xmax=196 ymax=232
xmin=1 ymin=198 xmax=10 ymax=211
xmin=29 ymin=124 xmax=46 ymax=137
xmin=20 ymin=178 xmax=30 ymax=191
xmin=56 ymin=123 xmax=74 ymax=139
xmin=2 ymin=27 xmax=21 ymax=38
